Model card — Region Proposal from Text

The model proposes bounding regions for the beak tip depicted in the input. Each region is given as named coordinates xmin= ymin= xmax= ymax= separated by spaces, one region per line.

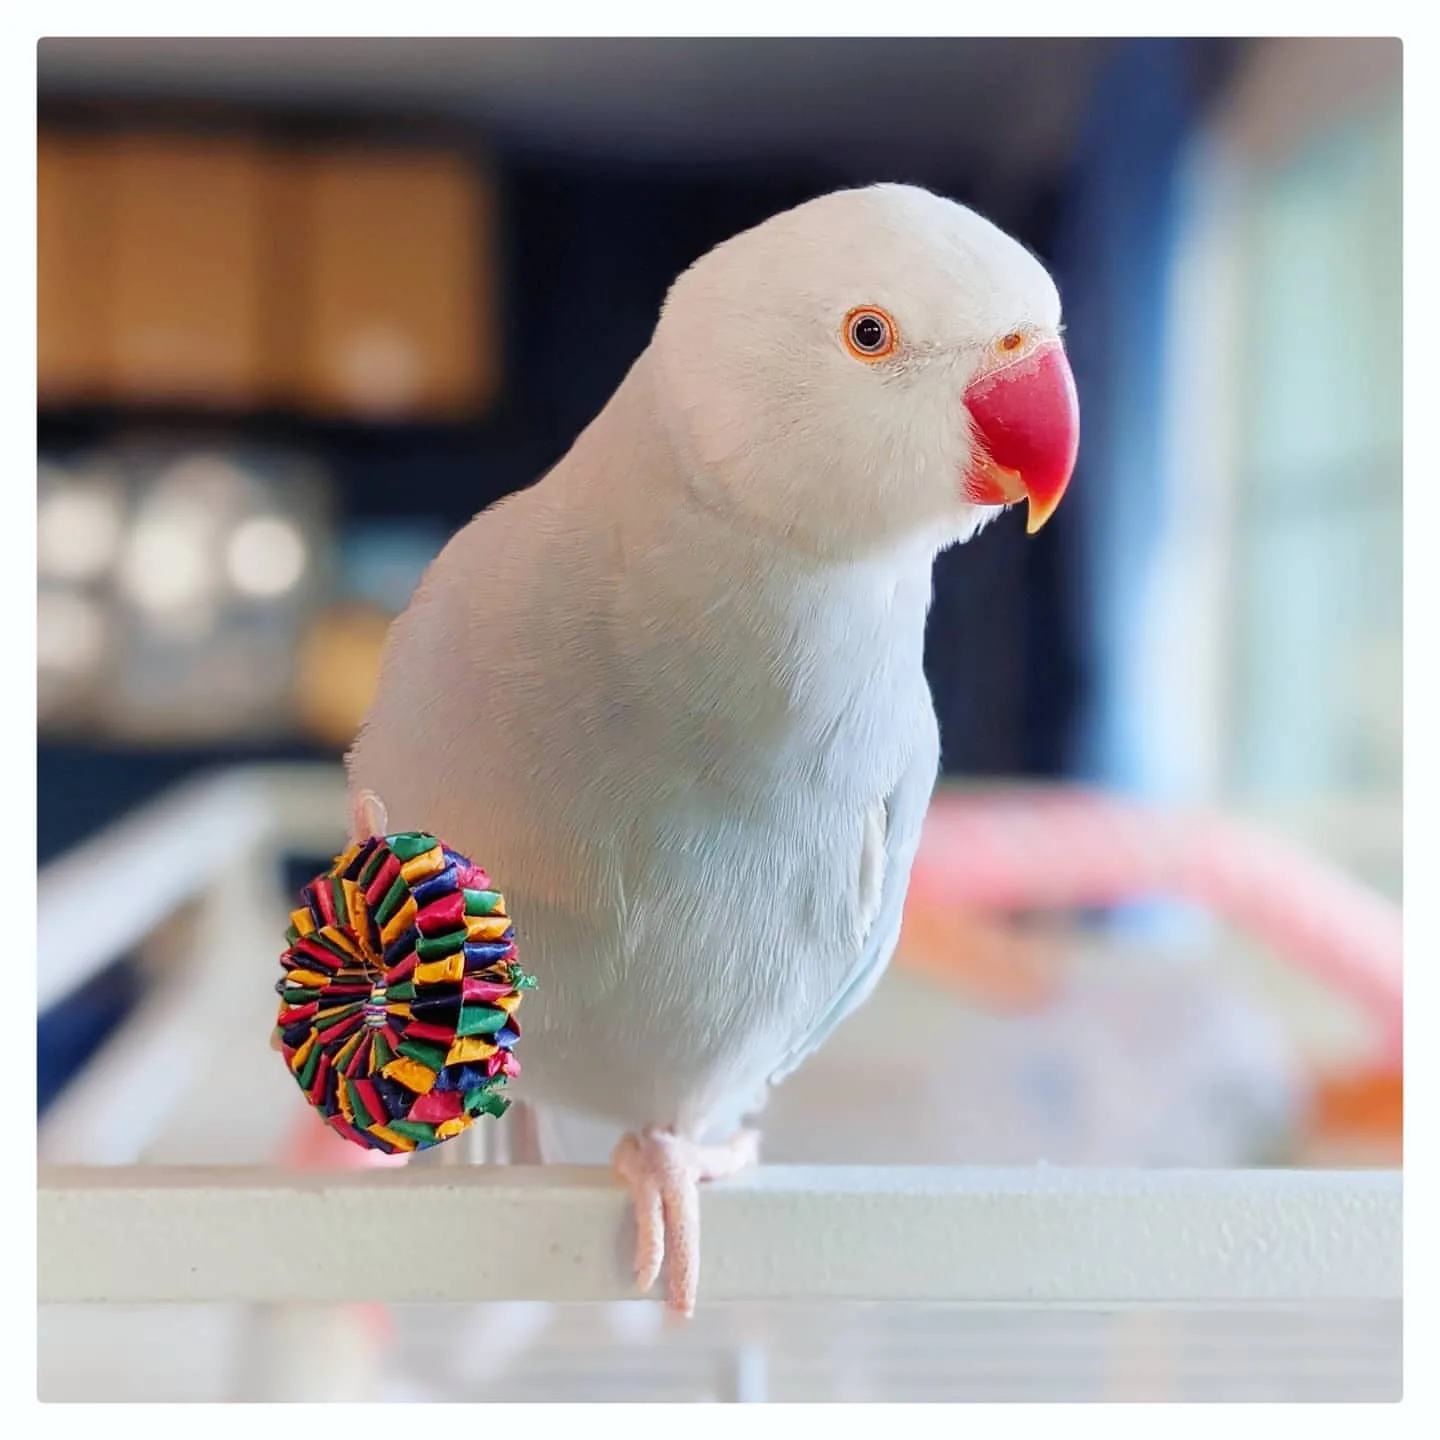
xmin=1024 ymin=493 xmax=1061 ymax=535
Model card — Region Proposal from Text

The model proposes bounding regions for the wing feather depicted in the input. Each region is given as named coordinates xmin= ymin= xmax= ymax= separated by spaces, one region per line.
xmin=766 ymin=707 xmax=940 ymax=1088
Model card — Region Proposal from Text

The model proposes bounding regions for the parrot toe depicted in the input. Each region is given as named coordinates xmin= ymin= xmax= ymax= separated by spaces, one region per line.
xmin=611 ymin=1126 xmax=760 ymax=1316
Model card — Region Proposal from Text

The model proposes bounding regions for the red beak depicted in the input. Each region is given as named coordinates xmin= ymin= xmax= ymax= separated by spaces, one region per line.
xmin=962 ymin=340 xmax=1080 ymax=534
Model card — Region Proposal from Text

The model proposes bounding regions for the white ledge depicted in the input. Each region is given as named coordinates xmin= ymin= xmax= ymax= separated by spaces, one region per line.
xmin=37 ymin=764 xmax=349 ymax=1013
xmin=37 ymin=1164 xmax=1401 ymax=1305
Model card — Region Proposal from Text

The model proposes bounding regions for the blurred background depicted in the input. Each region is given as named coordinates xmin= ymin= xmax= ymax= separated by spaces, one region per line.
xmin=35 ymin=36 xmax=1403 ymax=1400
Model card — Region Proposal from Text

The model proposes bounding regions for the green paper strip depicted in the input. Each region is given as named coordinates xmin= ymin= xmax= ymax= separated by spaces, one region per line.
xmin=398 ymin=1037 xmax=449 ymax=1071
xmin=456 ymin=1005 xmax=508 ymax=1038
xmin=345 ymin=1078 xmax=376 ymax=1129
xmin=387 ymin=1118 xmax=438 ymax=1143
xmin=463 ymin=889 xmax=504 ymax=916
xmin=297 ymin=1043 xmax=322 ymax=1089
xmin=316 ymin=1000 xmax=363 ymax=1020
xmin=416 ymin=929 xmax=466 ymax=962
xmin=358 ymin=845 xmax=387 ymax=887
xmin=376 ymin=874 xmax=411 ymax=928
xmin=465 ymin=1087 xmax=510 ymax=1118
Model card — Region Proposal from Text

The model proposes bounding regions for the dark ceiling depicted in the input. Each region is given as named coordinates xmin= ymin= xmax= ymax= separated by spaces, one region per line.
xmin=38 ymin=37 xmax=1125 ymax=206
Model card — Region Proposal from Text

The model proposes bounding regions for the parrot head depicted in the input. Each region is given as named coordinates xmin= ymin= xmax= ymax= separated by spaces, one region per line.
xmin=651 ymin=183 xmax=1079 ymax=560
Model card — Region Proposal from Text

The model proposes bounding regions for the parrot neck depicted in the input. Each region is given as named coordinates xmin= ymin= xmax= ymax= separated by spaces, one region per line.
xmin=561 ymin=354 xmax=937 ymax=737
xmin=630 ymin=344 xmax=959 ymax=570
xmin=601 ymin=350 xmax=935 ymax=590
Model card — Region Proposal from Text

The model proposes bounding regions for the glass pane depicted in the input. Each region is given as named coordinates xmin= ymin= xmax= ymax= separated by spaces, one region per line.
xmin=1230 ymin=97 xmax=1402 ymax=807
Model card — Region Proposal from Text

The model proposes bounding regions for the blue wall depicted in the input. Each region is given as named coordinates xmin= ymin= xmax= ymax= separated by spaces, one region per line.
xmin=1054 ymin=39 xmax=1209 ymax=794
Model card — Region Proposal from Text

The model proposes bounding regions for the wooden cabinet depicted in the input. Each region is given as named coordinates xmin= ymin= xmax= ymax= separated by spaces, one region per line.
xmin=37 ymin=128 xmax=499 ymax=419
xmin=291 ymin=148 xmax=498 ymax=419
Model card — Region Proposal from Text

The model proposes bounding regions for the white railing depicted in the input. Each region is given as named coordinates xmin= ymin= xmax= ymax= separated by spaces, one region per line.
xmin=40 ymin=1162 xmax=1399 ymax=1306
xmin=37 ymin=765 xmax=347 ymax=1167
xmin=37 ymin=765 xmax=1401 ymax=1320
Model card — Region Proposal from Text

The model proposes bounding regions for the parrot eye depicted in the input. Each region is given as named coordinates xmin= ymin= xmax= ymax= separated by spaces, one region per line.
xmin=843 ymin=306 xmax=898 ymax=361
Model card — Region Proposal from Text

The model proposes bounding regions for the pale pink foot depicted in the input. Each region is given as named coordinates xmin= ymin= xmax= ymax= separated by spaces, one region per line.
xmin=611 ymin=1126 xmax=760 ymax=1316
xmin=350 ymin=789 xmax=388 ymax=844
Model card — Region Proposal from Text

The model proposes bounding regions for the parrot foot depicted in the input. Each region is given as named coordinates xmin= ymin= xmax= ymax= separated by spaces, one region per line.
xmin=611 ymin=1125 xmax=760 ymax=1317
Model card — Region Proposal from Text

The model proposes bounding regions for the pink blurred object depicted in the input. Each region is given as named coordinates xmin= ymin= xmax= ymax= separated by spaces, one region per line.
xmin=910 ymin=787 xmax=1402 ymax=1062
xmin=280 ymin=1112 xmax=410 ymax=1170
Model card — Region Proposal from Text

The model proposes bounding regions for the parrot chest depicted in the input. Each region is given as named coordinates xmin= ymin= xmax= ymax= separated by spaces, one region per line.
xmin=502 ymin=664 xmax=930 ymax=1132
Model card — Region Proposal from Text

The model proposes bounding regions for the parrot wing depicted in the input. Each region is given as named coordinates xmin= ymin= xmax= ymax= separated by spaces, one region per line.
xmin=765 ymin=704 xmax=940 ymax=1089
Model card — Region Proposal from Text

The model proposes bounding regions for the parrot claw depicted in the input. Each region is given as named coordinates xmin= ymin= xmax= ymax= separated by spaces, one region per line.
xmin=611 ymin=1126 xmax=760 ymax=1317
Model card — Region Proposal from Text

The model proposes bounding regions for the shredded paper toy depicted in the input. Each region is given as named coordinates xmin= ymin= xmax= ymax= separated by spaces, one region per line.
xmin=275 ymin=831 xmax=534 ymax=1153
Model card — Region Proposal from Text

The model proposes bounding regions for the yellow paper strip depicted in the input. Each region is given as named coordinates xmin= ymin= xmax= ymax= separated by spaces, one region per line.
xmin=366 ymin=1125 xmax=418 ymax=1152
xmin=320 ymin=926 xmax=365 ymax=964
xmin=464 ymin=915 xmax=512 ymax=943
xmin=282 ymin=969 xmax=332 ymax=989
xmin=381 ymin=1057 xmax=437 ymax=1094
xmin=415 ymin=954 xmax=465 ymax=985
xmin=342 ymin=879 xmax=370 ymax=944
xmin=379 ymin=897 xmax=418 ymax=948
xmin=400 ymin=846 xmax=446 ymax=884
xmin=288 ymin=1032 xmax=316 ymax=1074
xmin=444 ymin=1035 xmax=498 ymax=1066
xmin=332 ymin=1030 xmax=365 ymax=1073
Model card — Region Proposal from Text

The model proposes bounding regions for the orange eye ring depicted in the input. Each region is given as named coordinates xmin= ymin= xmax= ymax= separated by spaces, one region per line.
xmin=997 ymin=331 xmax=1027 ymax=354
xmin=842 ymin=306 xmax=899 ymax=362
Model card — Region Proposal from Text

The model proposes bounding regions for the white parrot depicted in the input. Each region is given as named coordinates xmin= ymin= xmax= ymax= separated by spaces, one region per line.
xmin=346 ymin=182 xmax=1080 ymax=1313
